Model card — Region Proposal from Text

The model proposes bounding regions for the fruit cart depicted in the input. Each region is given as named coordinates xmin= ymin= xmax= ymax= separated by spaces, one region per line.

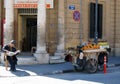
xmin=83 ymin=49 xmax=107 ymax=73
xmin=65 ymin=44 xmax=110 ymax=73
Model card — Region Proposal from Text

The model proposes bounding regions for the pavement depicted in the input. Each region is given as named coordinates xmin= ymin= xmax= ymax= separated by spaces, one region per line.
xmin=0 ymin=56 xmax=120 ymax=77
xmin=107 ymin=56 xmax=120 ymax=67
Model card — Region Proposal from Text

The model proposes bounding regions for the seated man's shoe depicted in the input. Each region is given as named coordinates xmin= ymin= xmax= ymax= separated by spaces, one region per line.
xmin=9 ymin=69 xmax=17 ymax=72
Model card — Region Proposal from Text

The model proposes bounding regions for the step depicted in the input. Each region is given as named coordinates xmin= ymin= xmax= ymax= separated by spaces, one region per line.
xmin=54 ymin=53 xmax=64 ymax=56
xmin=17 ymin=56 xmax=38 ymax=65
xmin=18 ymin=52 xmax=33 ymax=56
xmin=49 ymin=56 xmax=65 ymax=63
xmin=50 ymin=56 xmax=62 ymax=60
xmin=49 ymin=58 xmax=65 ymax=64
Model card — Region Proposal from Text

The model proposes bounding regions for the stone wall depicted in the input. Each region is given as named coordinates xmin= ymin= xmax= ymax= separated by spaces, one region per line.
xmin=1 ymin=0 xmax=120 ymax=56
xmin=64 ymin=0 xmax=120 ymax=56
xmin=0 ymin=0 xmax=4 ymax=49
xmin=0 ymin=1 xmax=1 ymax=48
xmin=46 ymin=0 xmax=58 ymax=55
xmin=113 ymin=0 xmax=120 ymax=56
xmin=0 ymin=0 xmax=3 ymax=48
xmin=64 ymin=0 xmax=108 ymax=48
xmin=64 ymin=0 xmax=81 ymax=48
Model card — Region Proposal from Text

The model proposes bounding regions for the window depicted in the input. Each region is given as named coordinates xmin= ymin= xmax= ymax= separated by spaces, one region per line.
xmin=18 ymin=8 xmax=37 ymax=14
xmin=89 ymin=3 xmax=103 ymax=39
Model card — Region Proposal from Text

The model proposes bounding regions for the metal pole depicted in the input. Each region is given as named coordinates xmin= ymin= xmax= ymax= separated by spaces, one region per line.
xmin=94 ymin=0 xmax=98 ymax=44
xmin=80 ymin=0 xmax=82 ymax=45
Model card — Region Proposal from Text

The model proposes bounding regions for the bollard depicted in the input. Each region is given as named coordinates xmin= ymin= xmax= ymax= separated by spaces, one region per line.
xmin=104 ymin=56 xmax=107 ymax=74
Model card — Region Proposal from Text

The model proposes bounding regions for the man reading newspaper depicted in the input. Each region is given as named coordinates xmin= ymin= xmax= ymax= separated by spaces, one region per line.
xmin=2 ymin=40 xmax=20 ymax=72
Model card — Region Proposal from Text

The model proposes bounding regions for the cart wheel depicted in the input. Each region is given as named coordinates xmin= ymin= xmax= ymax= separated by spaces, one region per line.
xmin=74 ymin=65 xmax=83 ymax=72
xmin=85 ymin=58 xmax=98 ymax=73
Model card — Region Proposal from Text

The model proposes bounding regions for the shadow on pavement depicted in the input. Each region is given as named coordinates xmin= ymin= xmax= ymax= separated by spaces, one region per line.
xmin=10 ymin=70 xmax=30 ymax=77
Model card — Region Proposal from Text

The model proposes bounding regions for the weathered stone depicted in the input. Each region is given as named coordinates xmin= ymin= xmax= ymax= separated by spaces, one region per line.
xmin=4 ymin=0 xmax=14 ymax=45
xmin=34 ymin=0 xmax=49 ymax=64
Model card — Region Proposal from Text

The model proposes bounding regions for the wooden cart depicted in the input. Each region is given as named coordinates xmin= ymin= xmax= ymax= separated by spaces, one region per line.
xmin=65 ymin=48 xmax=108 ymax=73
xmin=82 ymin=49 xmax=107 ymax=73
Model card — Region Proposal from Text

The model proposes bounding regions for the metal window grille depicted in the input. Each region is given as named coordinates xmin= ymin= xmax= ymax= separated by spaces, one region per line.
xmin=18 ymin=8 xmax=37 ymax=14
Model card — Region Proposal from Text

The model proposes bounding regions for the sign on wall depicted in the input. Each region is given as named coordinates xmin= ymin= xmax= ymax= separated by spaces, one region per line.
xmin=69 ymin=5 xmax=75 ymax=10
xmin=5 ymin=0 xmax=54 ymax=8
xmin=73 ymin=11 xmax=80 ymax=21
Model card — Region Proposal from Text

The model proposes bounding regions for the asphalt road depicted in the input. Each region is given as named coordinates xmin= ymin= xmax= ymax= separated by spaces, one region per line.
xmin=0 ymin=66 xmax=120 ymax=84
xmin=47 ymin=67 xmax=120 ymax=84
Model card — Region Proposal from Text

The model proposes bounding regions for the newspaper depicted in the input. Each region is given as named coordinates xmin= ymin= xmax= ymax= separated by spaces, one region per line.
xmin=6 ymin=50 xmax=20 ymax=56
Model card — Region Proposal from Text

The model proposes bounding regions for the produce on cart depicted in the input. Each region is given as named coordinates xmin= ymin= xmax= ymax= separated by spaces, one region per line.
xmin=64 ymin=41 xmax=111 ymax=73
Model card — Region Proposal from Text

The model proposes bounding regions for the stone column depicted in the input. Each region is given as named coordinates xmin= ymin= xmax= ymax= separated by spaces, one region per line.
xmin=34 ymin=0 xmax=49 ymax=64
xmin=54 ymin=0 xmax=65 ymax=58
xmin=4 ymin=0 xmax=14 ymax=45
xmin=1 ymin=0 xmax=14 ymax=64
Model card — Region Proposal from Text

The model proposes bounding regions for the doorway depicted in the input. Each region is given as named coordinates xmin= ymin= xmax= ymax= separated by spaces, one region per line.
xmin=22 ymin=18 xmax=37 ymax=52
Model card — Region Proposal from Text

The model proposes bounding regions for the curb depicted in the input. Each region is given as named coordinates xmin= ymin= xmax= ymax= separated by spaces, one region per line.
xmin=42 ymin=63 xmax=120 ymax=75
xmin=40 ymin=69 xmax=74 ymax=75
xmin=1 ymin=63 xmax=120 ymax=77
xmin=107 ymin=63 xmax=120 ymax=68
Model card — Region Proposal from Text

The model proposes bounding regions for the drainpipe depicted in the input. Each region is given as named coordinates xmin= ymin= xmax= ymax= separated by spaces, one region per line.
xmin=94 ymin=0 xmax=98 ymax=44
xmin=114 ymin=0 xmax=116 ymax=56
xmin=80 ymin=0 xmax=83 ymax=45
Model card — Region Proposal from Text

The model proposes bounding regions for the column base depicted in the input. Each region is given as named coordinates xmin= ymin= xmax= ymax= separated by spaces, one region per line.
xmin=0 ymin=52 xmax=5 ymax=64
xmin=54 ymin=50 xmax=65 ymax=58
xmin=34 ymin=52 xmax=49 ymax=64
xmin=49 ymin=50 xmax=65 ymax=63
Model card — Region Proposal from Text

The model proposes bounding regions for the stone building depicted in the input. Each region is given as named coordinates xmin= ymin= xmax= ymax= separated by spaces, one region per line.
xmin=0 ymin=0 xmax=4 ymax=49
xmin=0 ymin=0 xmax=120 ymax=64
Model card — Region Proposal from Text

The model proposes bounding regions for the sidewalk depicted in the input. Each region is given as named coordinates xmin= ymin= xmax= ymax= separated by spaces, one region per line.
xmin=0 ymin=62 xmax=74 ymax=77
xmin=107 ymin=56 xmax=120 ymax=67
xmin=0 ymin=56 xmax=120 ymax=77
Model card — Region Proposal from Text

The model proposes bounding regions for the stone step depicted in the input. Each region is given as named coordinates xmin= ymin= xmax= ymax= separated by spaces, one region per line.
xmin=50 ymin=56 xmax=62 ymax=60
xmin=17 ymin=56 xmax=38 ymax=65
xmin=54 ymin=52 xmax=66 ymax=60
xmin=49 ymin=56 xmax=65 ymax=64
xmin=54 ymin=53 xmax=65 ymax=58
xmin=0 ymin=54 xmax=38 ymax=65
xmin=54 ymin=53 xmax=64 ymax=56
xmin=0 ymin=52 xmax=65 ymax=65
xmin=49 ymin=58 xmax=65 ymax=64
xmin=18 ymin=52 xmax=33 ymax=56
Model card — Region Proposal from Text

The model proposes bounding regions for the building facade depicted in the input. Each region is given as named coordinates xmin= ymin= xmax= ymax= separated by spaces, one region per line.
xmin=0 ymin=0 xmax=120 ymax=63
xmin=0 ymin=0 xmax=4 ymax=49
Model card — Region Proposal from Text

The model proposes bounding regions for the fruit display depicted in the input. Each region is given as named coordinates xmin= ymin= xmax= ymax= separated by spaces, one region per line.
xmin=81 ymin=44 xmax=100 ymax=50
xmin=98 ymin=41 xmax=109 ymax=49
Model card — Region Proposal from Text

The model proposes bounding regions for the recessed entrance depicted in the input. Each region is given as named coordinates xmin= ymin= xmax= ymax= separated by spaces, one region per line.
xmin=21 ymin=17 xmax=37 ymax=52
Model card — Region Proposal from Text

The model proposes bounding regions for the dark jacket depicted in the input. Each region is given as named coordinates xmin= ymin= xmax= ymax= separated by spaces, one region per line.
xmin=2 ymin=45 xmax=18 ymax=64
